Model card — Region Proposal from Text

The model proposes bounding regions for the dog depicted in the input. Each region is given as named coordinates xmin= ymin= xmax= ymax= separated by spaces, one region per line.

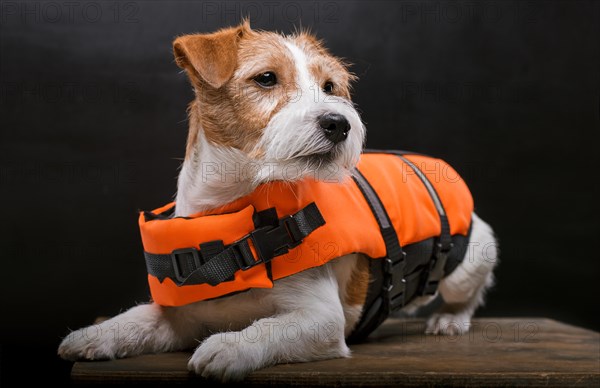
xmin=58 ymin=21 xmax=497 ymax=382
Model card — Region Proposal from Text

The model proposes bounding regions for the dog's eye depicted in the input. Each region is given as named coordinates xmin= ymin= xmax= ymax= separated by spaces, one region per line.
xmin=254 ymin=72 xmax=277 ymax=88
xmin=323 ymin=81 xmax=334 ymax=94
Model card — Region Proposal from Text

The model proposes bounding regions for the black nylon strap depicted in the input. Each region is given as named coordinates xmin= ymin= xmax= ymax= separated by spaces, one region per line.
xmin=347 ymin=169 xmax=406 ymax=343
xmin=444 ymin=224 xmax=472 ymax=274
xmin=396 ymin=155 xmax=454 ymax=296
xmin=351 ymin=170 xmax=403 ymax=258
xmin=144 ymin=203 xmax=325 ymax=287
xmin=183 ymin=243 xmax=246 ymax=286
xmin=294 ymin=204 xmax=326 ymax=236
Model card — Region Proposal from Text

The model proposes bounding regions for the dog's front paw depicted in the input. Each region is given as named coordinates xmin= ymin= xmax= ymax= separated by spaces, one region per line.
xmin=425 ymin=313 xmax=471 ymax=336
xmin=188 ymin=332 xmax=262 ymax=382
xmin=58 ymin=326 xmax=117 ymax=361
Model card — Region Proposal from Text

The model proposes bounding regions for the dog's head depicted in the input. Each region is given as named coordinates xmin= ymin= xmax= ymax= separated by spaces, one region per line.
xmin=174 ymin=21 xmax=365 ymax=185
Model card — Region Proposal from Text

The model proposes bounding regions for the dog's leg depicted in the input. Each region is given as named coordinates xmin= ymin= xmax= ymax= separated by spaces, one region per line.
xmin=188 ymin=265 xmax=349 ymax=382
xmin=57 ymin=303 xmax=207 ymax=361
xmin=425 ymin=213 xmax=498 ymax=335
xmin=58 ymin=290 xmax=276 ymax=361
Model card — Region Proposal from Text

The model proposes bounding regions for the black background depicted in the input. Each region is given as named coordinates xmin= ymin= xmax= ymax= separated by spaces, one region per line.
xmin=1 ymin=0 xmax=598 ymax=384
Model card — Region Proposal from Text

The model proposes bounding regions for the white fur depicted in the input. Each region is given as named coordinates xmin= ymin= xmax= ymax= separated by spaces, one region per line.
xmin=188 ymin=265 xmax=350 ymax=381
xmin=174 ymin=131 xmax=257 ymax=215
xmin=59 ymin=264 xmax=352 ymax=382
xmin=58 ymin=35 xmax=497 ymax=382
xmin=284 ymin=41 xmax=312 ymax=89
xmin=426 ymin=213 xmax=497 ymax=335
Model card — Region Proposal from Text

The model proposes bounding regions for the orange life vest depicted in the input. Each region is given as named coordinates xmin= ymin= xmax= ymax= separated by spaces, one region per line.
xmin=139 ymin=151 xmax=473 ymax=329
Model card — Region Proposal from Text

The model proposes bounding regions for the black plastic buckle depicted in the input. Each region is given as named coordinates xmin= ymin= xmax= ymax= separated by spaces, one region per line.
xmin=383 ymin=251 xmax=407 ymax=311
xmin=422 ymin=242 xmax=454 ymax=295
xmin=170 ymin=248 xmax=201 ymax=283
xmin=250 ymin=216 xmax=302 ymax=263
xmin=431 ymin=242 xmax=454 ymax=279
xmin=232 ymin=242 xmax=259 ymax=271
xmin=435 ymin=241 xmax=454 ymax=256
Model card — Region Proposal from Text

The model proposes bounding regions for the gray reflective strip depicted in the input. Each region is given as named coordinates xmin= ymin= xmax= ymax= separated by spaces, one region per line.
xmin=398 ymin=156 xmax=446 ymax=217
xmin=351 ymin=169 xmax=390 ymax=229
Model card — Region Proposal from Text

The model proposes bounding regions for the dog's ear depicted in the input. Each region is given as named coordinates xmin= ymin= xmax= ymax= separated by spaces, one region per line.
xmin=173 ymin=21 xmax=251 ymax=89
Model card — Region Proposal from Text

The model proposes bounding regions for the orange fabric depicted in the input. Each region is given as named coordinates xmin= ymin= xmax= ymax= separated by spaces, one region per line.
xmin=140 ymin=205 xmax=257 ymax=254
xmin=402 ymin=154 xmax=474 ymax=237
xmin=139 ymin=153 xmax=473 ymax=306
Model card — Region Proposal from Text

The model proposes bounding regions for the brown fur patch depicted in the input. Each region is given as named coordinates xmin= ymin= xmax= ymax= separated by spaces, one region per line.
xmin=345 ymin=255 xmax=369 ymax=306
xmin=173 ymin=24 xmax=246 ymax=89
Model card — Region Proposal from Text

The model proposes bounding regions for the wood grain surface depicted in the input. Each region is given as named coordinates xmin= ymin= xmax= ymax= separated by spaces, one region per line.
xmin=71 ymin=318 xmax=600 ymax=386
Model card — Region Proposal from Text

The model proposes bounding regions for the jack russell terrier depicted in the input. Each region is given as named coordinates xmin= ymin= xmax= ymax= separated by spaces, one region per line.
xmin=59 ymin=21 xmax=497 ymax=382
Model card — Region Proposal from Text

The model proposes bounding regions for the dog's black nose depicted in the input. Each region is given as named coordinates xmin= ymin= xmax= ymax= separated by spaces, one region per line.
xmin=318 ymin=113 xmax=351 ymax=144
